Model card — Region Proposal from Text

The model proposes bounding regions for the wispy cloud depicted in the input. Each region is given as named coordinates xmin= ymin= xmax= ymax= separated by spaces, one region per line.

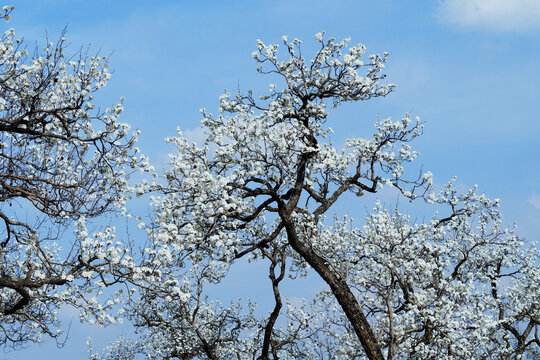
xmin=182 ymin=126 xmax=207 ymax=146
xmin=436 ymin=0 xmax=540 ymax=32
xmin=528 ymin=193 xmax=540 ymax=210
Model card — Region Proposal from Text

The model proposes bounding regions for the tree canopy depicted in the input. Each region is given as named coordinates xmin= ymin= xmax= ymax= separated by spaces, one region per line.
xmin=0 ymin=6 xmax=149 ymax=347
xmin=0 ymin=6 xmax=538 ymax=360
xmin=92 ymin=34 xmax=539 ymax=359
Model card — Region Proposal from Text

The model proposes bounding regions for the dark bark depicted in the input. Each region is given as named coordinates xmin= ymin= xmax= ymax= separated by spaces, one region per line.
xmin=279 ymin=212 xmax=384 ymax=360
xmin=259 ymin=249 xmax=286 ymax=360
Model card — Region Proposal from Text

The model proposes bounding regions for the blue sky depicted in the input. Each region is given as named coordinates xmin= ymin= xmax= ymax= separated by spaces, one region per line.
xmin=4 ymin=1 xmax=540 ymax=359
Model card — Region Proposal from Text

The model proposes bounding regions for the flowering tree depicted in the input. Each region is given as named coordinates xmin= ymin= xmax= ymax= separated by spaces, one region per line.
xmin=0 ymin=7 xmax=150 ymax=348
xmin=95 ymin=34 xmax=539 ymax=359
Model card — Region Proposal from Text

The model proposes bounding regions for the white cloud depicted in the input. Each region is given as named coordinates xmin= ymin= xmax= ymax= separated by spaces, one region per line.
xmin=528 ymin=193 xmax=540 ymax=210
xmin=436 ymin=0 xmax=540 ymax=32
xmin=182 ymin=126 xmax=207 ymax=146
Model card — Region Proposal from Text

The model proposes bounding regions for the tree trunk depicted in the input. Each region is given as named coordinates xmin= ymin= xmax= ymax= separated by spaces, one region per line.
xmin=281 ymin=215 xmax=384 ymax=360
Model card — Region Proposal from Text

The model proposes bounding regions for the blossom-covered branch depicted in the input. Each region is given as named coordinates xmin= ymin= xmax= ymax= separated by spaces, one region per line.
xmin=95 ymin=33 xmax=539 ymax=359
xmin=0 ymin=9 xmax=151 ymax=348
